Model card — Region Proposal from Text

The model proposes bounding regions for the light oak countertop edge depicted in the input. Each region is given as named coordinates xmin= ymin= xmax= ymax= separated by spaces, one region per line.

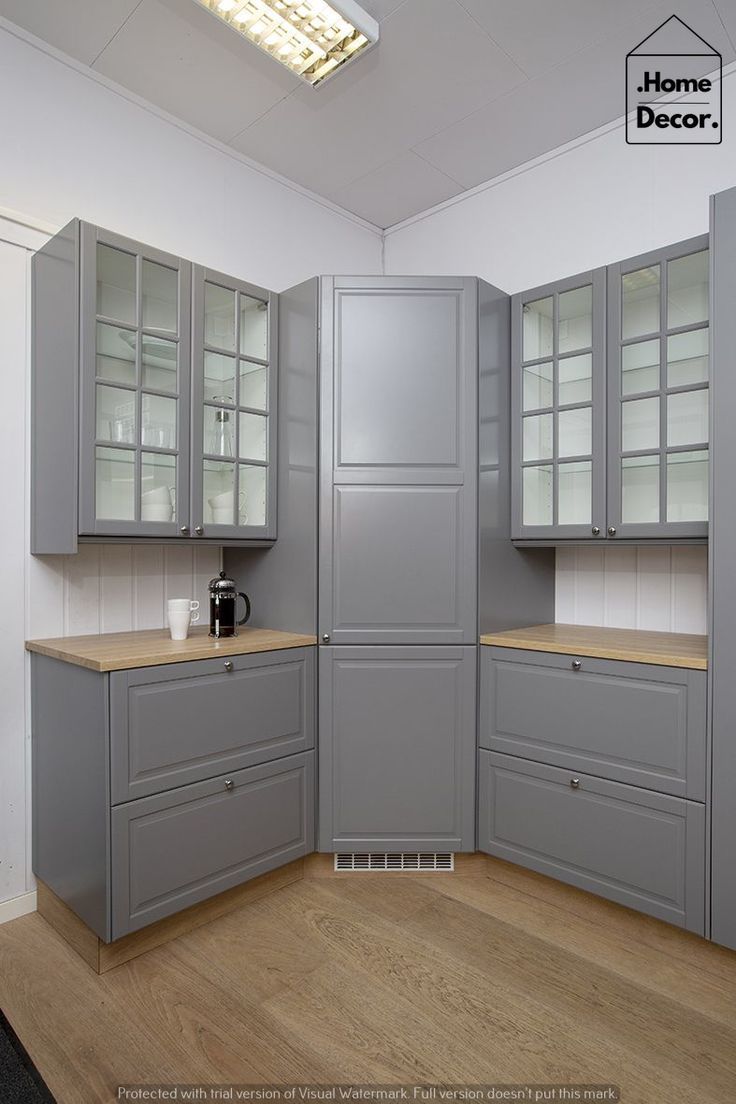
xmin=480 ymin=623 xmax=708 ymax=670
xmin=25 ymin=627 xmax=318 ymax=672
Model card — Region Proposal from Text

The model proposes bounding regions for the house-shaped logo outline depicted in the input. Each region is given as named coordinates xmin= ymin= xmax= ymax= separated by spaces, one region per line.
xmin=625 ymin=14 xmax=722 ymax=145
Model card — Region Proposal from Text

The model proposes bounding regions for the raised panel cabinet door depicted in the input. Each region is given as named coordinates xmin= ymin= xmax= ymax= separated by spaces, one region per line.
xmin=110 ymin=647 xmax=315 ymax=802
xmin=479 ymin=647 xmax=706 ymax=799
xmin=78 ymin=222 xmax=192 ymax=539
xmin=511 ymin=268 xmax=607 ymax=540
xmin=191 ymin=265 xmax=278 ymax=542
xmin=319 ymin=646 xmax=476 ymax=852
xmin=320 ymin=277 xmax=478 ymax=643
xmin=606 ymin=235 xmax=709 ymax=539
xmin=478 ymin=751 xmax=705 ymax=934
xmin=111 ymin=751 xmax=314 ymax=938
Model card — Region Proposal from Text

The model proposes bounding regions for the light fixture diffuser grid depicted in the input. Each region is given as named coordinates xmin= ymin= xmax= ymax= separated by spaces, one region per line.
xmin=195 ymin=0 xmax=378 ymax=86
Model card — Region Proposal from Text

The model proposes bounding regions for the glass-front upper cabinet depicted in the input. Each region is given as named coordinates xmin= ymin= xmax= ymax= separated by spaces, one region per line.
xmin=511 ymin=269 xmax=606 ymax=539
xmin=607 ymin=235 xmax=709 ymax=538
xmin=79 ymin=224 xmax=191 ymax=537
xmin=191 ymin=267 xmax=277 ymax=540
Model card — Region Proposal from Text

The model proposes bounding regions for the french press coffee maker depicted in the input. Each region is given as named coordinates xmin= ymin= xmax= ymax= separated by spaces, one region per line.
xmin=208 ymin=571 xmax=251 ymax=638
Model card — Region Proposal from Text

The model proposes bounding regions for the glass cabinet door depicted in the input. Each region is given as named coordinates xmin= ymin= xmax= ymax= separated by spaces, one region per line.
xmin=192 ymin=267 xmax=276 ymax=540
xmin=608 ymin=236 xmax=709 ymax=538
xmin=512 ymin=269 xmax=606 ymax=538
xmin=79 ymin=225 xmax=191 ymax=536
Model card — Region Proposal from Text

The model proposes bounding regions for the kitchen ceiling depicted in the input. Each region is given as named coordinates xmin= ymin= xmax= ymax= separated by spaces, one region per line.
xmin=2 ymin=0 xmax=735 ymax=228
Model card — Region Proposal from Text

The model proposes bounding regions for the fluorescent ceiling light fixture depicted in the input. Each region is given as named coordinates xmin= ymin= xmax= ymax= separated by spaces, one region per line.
xmin=194 ymin=0 xmax=379 ymax=86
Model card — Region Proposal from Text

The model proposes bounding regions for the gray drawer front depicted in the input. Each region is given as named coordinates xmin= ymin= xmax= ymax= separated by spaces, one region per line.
xmin=478 ymin=750 xmax=705 ymax=933
xmin=111 ymin=751 xmax=314 ymax=938
xmin=110 ymin=647 xmax=315 ymax=802
xmin=480 ymin=648 xmax=706 ymax=800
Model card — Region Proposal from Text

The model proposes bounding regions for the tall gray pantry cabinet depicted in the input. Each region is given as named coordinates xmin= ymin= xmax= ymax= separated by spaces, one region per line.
xmin=226 ymin=276 xmax=555 ymax=853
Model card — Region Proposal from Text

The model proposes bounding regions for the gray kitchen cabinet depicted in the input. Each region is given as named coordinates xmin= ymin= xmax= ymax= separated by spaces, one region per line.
xmin=511 ymin=235 xmax=710 ymax=542
xmin=511 ymin=268 xmax=607 ymax=540
xmin=32 ymin=219 xmax=277 ymax=552
xmin=319 ymin=277 xmax=478 ymax=644
xmin=319 ymin=646 xmax=477 ymax=852
xmin=191 ymin=265 xmax=277 ymax=541
xmin=607 ymin=235 xmax=709 ymax=539
xmin=478 ymin=750 xmax=705 ymax=933
xmin=112 ymin=753 xmax=313 ymax=937
xmin=31 ymin=646 xmax=316 ymax=941
xmin=480 ymin=647 xmax=707 ymax=800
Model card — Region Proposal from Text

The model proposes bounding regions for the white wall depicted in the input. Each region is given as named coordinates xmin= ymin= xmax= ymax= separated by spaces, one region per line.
xmin=384 ymin=72 xmax=736 ymax=632
xmin=0 ymin=24 xmax=383 ymax=917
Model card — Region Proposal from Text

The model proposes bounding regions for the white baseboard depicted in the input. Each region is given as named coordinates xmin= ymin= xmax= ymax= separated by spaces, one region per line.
xmin=0 ymin=890 xmax=37 ymax=924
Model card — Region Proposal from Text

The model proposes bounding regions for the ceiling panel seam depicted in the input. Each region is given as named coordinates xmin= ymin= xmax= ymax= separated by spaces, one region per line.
xmin=89 ymin=0 xmax=146 ymax=68
xmin=711 ymin=0 xmax=736 ymax=54
xmin=453 ymin=0 xmax=531 ymax=78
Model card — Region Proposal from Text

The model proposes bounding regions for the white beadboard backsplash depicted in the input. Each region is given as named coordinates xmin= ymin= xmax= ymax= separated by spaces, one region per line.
xmin=28 ymin=544 xmax=221 ymax=640
xmin=556 ymin=545 xmax=708 ymax=634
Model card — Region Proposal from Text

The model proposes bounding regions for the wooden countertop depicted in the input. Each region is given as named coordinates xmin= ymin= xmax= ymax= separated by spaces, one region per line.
xmin=25 ymin=626 xmax=317 ymax=672
xmin=480 ymin=623 xmax=708 ymax=670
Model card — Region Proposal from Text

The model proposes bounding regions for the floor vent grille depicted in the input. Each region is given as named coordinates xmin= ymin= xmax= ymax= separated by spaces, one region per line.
xmin=334 ymin=852 xmax=455 ymax=872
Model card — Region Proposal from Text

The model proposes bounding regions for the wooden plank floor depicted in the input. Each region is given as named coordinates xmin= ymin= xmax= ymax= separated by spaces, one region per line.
xmin=1 ymin=859 xmax=736 ymax=1103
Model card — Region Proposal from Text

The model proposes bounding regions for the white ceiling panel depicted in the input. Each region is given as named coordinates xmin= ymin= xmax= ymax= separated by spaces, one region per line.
xmin=358 ymin=0 xmax=408 ymax=21
xmin=229 ymin=0 xmax=526 ymax=196
xmin=0 ymin=0 xmax=141 ymax=65
xmin=456 ymin=0 xmax=664 ymax=78
xmin=416 ymin=0 xmax=733 ymax=192
xmin=710 ymin=0 xmax=736 ymax=52
xmin=329 ymin=151 xmax=462 ymax=227
xmin=92 ymin=0 xmax=300 ymax=142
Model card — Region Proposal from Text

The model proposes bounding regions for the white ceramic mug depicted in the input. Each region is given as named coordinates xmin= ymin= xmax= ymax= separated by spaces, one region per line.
xmin=142 ymin=503 xmax=173 ymax=522
xmin=208 ymin=491 xmax=246 ymax=524
xmin=143 ymin=485 xmax=175 ymax=506
xmin=167 ymin=598 xmax=200 ymax=641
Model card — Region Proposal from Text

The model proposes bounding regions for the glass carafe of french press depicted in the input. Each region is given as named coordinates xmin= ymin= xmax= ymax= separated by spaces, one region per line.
xmin=208 ymin=571 xmax=251 ymax=638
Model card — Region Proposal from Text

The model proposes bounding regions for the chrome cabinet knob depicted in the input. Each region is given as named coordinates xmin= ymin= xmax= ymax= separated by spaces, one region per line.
xmin=322 ymin=633 xmax=330 ymax=643
xmin=607 ymin=526 xmax=617 ymax=536
xmin=224 ymin=661 xmax=233 ymax=672
xmin=180 ymin=526 xmax=189 ymax=535
xmin=572 ymin=659 xmax=582 ymax=671
xmin=194 ymin=525 xmax=204 ymax=536
xmin=570 ymin=777 xmax=580 ymax=789
xmin=224 ymin=778 xmax=234 ymax=791
xmin=591 ymin=526 xmax=601 ymax=536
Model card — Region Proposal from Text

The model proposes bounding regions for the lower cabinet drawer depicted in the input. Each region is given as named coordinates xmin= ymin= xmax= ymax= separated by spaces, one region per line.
xmin=478 ymin=750 xmax=705 ymax=933
xmin=110 ymin=647 xmax=315 ymax=802
xmin=111 ymin=751 xmax=314 ymax=939
xmin=480 ymin=647 xmax=706 ymax=800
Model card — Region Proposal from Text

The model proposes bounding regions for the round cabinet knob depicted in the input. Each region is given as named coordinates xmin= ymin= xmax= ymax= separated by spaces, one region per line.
xmin=570 ymin=777 xmax=581 ymax=789
xmin=322 ymin=634 xmax=330 ymax=643
xmin=607 ymin=526 xmax=617 ymax=537
xmin=571 ymin=659 xmax=582 ymax=671
xmin=180 ymin=526 xmax=189 ymax=535
xmin=194 ymin=525 xmax=204 ymax=536
xmin=224 ymin=661 xmax=233 ymax=672
xmin=591 ymin=526 xmax=601 ymax=536
xmin=224 ymin=778 xmax=234 ymax=791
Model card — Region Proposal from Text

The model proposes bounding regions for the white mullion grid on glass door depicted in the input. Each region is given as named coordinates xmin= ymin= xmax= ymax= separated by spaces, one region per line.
xmin=659 ymin=266 xmax=667 ymax=527
xmin=552 ymin=289 xmax=559 ymax=528
xmin=134 ymin=252 xmax=143 ymax=523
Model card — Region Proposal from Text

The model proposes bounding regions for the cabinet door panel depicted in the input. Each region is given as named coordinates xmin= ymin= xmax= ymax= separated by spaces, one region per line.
xmin=111 ymin=751 xmax=314 ymax=938
xmin=480 ymin=648 xmax=706 ymax=799
xmin=319 ymin=647 xmax=476 ymax=852
xmin=607 ymin=235 xmax=709 ymax=538
xmin=511 ymin=268 xmax=606 ymax=540
xmin=79 ymin=223 xmax=191 ymax=538
xmin=320 ymin=278 xmax=477 ymax=642
xmin=478 ymin=751 xmax=705 ymax=933
xmin=110 ymin=648 xmax=315 ymax=802
xmin=191 ymin=266 xmax=277 ymax=541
